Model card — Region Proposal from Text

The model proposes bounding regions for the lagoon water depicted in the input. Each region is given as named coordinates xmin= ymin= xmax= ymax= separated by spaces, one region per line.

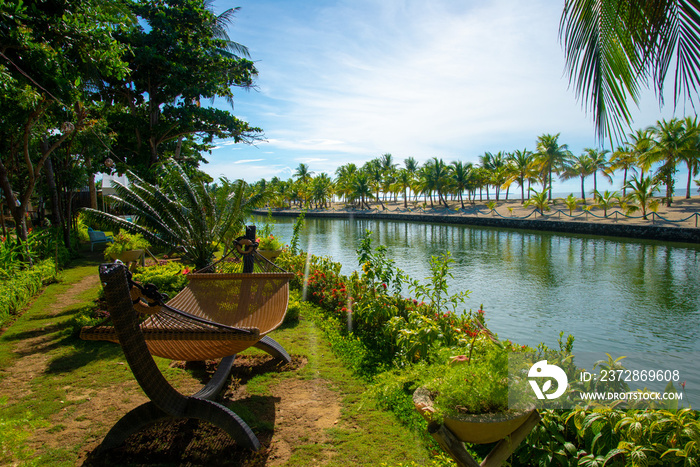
xmin=256 ymin=215 xmax=700 ymax=400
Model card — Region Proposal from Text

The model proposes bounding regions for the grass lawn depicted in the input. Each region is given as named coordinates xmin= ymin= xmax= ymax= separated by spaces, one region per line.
xmin=0 ymin=253 xmax=439 ymax=466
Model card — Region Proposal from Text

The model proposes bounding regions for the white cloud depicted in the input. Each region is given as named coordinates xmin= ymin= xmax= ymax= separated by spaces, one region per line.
xmin=234 ymin=159 xmax=265 ymax=164
xmin=206 ymin=0 xmax=685 ymax=183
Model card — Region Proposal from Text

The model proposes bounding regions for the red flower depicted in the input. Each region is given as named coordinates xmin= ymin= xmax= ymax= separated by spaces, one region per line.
xmin=382 ymin=283 xmax=387 ymax=289
xmin=182 ymin=267 xmax=191 ymax=275
xmin=682 ymin=381 xmax=686 ymax=389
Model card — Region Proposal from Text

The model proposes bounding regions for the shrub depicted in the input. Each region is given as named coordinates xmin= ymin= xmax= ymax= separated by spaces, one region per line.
xmin=132 ymin=262 xmax=189 ymax=300
xmin=0 ymin=259 xmax=58 ymax=327
xmin=104 ymin=232 xmax=151 ymax=260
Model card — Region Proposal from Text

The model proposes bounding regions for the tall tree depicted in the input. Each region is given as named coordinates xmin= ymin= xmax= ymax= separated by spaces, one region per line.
xmin=560 ymin=0 xmax=700 ymax=143
xmin=561 ymin=152 xmax=596 ymax=202
xmin=649 ymin=118 xmax=693 ymax=206
xmin=681 ymin=116 xmax=700 ymax=198
xmin=535 ymin=133 xmax=571 ymax=200
xmin=0 ymin=0 xmax=130 ymax=243
xmin=586 ymin=148 xmax=612 ymax=194
xmin=505 ymin=149 xmax=534 ymax=204
xmin=450 ymin=161 xmax=473 ymax=209
xmin=101 ymin=0 xmax=262 ymax=179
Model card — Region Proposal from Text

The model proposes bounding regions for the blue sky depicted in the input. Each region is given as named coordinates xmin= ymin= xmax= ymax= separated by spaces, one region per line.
xmin=205 ymin=0 xmax=692 ymax=193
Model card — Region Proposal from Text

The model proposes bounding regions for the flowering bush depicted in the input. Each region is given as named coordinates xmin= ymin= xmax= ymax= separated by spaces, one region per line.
xmin=257 ymin=234 xmax=282 ymax=250
xmin=277 ymin=231 xmax=493 ymax=368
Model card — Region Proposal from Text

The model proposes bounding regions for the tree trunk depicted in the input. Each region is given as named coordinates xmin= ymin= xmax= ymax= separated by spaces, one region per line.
xmin=45 ymin=155 xmax=63 ymax=226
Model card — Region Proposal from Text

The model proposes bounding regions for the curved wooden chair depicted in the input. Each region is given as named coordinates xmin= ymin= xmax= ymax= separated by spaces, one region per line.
xmin=86 ymin=235 xmax=293 ymax=452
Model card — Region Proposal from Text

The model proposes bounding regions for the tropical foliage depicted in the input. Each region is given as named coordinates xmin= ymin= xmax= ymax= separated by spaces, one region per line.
xmin=82 ymin=160 xmax=266 ymax=269
xmin=559 ymin=0 xmax=700 ymax=142
xmin=254 ymin=118 xmax=698 ymax=218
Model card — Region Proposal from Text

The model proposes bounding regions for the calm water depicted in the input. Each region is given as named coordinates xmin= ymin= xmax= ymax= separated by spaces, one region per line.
xmin=255 ymin=215 xmax=700 ymax=398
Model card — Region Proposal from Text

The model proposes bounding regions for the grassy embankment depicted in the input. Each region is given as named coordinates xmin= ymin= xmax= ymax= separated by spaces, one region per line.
xmin=0 ymin=253 xmax=440 ymax=466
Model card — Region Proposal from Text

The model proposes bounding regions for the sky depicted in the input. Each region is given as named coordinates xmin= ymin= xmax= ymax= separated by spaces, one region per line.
xmin=204 ymin=0 xmax=694 ymax=194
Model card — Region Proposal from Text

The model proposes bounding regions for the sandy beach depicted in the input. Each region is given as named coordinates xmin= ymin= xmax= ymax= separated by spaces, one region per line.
xmin=309 ymin=195 xmax=700 ymax=229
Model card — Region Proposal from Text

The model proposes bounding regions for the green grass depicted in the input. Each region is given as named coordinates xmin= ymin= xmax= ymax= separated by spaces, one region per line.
xmin=0 ymin=253 xmax=442 ymax=466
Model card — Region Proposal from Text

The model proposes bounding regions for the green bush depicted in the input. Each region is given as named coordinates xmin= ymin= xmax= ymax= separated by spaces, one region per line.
xmin=0 ymin=259 xmax=58 ymax=327
xmin=132 ymin=262 xmax=188 ymax=300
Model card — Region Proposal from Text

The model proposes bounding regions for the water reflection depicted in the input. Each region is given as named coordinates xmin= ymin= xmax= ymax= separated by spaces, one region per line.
xmin=256 ymin=215 xmax=700 ymax=358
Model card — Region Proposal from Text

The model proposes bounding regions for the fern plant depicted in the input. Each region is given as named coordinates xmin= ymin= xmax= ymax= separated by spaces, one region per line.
xmin=82 ymin=160 xmax=266 ymax=270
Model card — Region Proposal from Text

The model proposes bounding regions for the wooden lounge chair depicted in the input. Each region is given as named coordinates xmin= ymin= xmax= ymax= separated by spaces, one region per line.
xmin=86 ymin=237 xmax=293 ymax=452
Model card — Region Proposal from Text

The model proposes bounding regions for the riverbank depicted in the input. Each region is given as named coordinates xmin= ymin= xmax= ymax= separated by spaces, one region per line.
xmin=256 ymin=196 xmax=700 ymax=244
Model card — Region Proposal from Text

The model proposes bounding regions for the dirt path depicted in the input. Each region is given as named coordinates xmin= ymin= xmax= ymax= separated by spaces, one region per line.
xmin=0 ymin=274 xmax=100 ymax=400
xmin=1 ymin=272 xmax=344 ymax=465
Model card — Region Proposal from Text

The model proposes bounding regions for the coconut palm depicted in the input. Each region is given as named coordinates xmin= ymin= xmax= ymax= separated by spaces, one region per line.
xmin=626 ymin=128 xmax=656 ymax=180
xmin=524 ymin=188 xmax=551 ymax=217
xmin=365 ymin=159 xmax=386 ymax=209
xmin=584 ymin=148 xmax=612 ymax=194
xmin=310 ymin=173 xmax=334 ymax=208
xmin=561 ymin=152 xmax=595 ymax=203
xmin=625 ymin=175 xmax=661 ymax=220
xmin=334 ymin=163 xmax=357 ymax=204
xmin=648 ymin=118 xmax=693 ymax=206
xmin=535 ymin=133 xmax=571 ymax=200
xmin=681 ymin=116 xmax=700 ymax=198
xmin=559 ymin=1 xmax=700 ymax=142
xmin=350 ymin=171 xmax=374 ymax=210
xmin=594 ymin=189 xmax=618 ymax=218
xmin=563 ymin=193 xmax=579 ymax=215
xmin=396 ymin=169 xmax=413 ymax=209
xmin=450 ymin=161 xmax=473 ymax=209
xmin=505 ymin=149 xmax=534 ymax=203
xmin=609 ymin=144 xmax=638 ymax=196
xmin=403 ymin=157 xmax=419 ymax=201
xmin=83 ymin=160 xmax=265 ymax=270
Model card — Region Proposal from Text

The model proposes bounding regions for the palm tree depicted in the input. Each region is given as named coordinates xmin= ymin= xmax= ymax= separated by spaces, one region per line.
xmin=626 ymin=128 xmax=656 ymax=180
xmin=524 ymin=188 xmax=551 ymax=217
xmin=404 ymin=157 xmax=419 ymax=201
xmin=294 ymin=163 xmax=313 ymax=184
xmin=505 ymin=149 xmax=534 ymax=203
xmin=681 ymin=116 xmax=700 ymax=198
xmin=625 ymin=176 xmax=661 ymax=220
xmin=649 ymin=118 xmax=693 ymax=206
xmin=310 ymin=173 xmax=334 ymax=208
xmin=427 ymin=157 xmax=452 ymax=208
xmin=594 ymin=189 xmax=618 ymax=218
xmin=334 ymin=163 xmax=357 ymax=204
xmin=350 ymin=171 xmax=374 ymax=210
xmin=535 ymin=133 xmax=571 ymax=200
xmin=585 ymin=148 xmax=612 ymax=195
xmin=609 ymin=144 xmax=638 ymax=196
xmin=83 ymin=160 xmax=264 ymax=270
xmin=563 ymin=193 xmax=579 ymax=215
xmin=559 ymin=1 xmax=700 ymax=142
xmin=397 ymin=169 xmax=413 ymax=209
xmin=561 ymin=152 xmax=595 ymax=203
xmin=450 ymin=161 xmax=473 ymax=209
xmin=627 ymin=177 xmax=659 ymax=219
xmin=362 ymin=159 xmax=385 ymax=209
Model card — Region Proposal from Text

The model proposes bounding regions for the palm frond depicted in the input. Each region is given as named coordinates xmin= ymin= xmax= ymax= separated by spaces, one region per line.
xmin=561 ymin=0 xmax=700 ymax=143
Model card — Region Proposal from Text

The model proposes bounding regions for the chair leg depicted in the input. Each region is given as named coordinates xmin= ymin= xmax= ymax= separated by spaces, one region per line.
xmin=98 ymin=397 xmax=261 ymax=452
xmin=254 ymin=335 xmax=291 ymax=364
xmin=194 ymin=355 xmax=236 ymax=400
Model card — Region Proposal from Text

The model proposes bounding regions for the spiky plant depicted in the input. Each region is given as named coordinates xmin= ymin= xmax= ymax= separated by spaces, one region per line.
xmin=83 ymin=160 xmax=266 ymax=270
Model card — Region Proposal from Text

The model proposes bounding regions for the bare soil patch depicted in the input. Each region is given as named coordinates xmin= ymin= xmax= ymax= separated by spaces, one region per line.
xmin=0 ymin=274 xmax=100 ymax=400
xmin=81 ymin=354 xmax=344 ymax=466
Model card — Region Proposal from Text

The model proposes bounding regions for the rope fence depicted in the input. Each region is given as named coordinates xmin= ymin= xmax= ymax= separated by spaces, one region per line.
xmin=311 ymin=204 xmax=700 ymax=227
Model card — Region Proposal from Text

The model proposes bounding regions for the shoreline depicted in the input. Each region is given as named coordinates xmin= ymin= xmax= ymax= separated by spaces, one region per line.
xmin=254 ymin=197 xmax=700 ymax=244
